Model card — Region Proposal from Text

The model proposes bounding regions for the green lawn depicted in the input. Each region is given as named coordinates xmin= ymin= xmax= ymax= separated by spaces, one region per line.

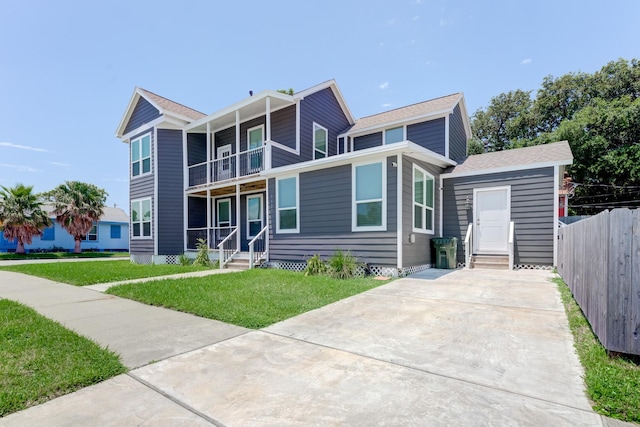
xmin=0 ymin=299 xmax=126 ymax=417
xmin=0 ymin=260 xmax=212 ymax=286
xmin=555 ymin=277 xmax=640 ymax=423
xmin=108 ymin=269 xmax=390 ymax=329
xmin=0 ymin=252 xmax=129 ymax=261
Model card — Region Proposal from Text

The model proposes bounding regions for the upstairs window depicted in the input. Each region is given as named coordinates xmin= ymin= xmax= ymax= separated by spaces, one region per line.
xmin=413 ymin=164 xmax=434 ymax=233
xmin=131 ymin=198 xmax=152 ymax=238
xmin=385 ymin=126 xmax=404 ymax=144
xmin=313 ymin=123 xmax=328 ymax=159
xmin=277 ymin=176 xmax=299 ymax=233
xmin=353 ymin=161 xmax=386 ymax=231
xmin=110 ymin=225 xmax=121 ymax=239
xmin=131 ymin=133 xmax=151 ymax=177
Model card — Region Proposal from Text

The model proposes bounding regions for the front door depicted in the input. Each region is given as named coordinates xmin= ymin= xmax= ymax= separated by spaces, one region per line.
xmin=247 ymin=194 xmax=263 ymax=240
xmin=216 ymin=145 xmax=232 ymax=180
xmin=473 ymin=186 xmax=510 ymax=254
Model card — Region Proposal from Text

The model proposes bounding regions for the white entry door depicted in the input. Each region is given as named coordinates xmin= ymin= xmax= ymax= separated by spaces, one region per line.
xmin=473 ymin=186 xmax=510 ymax=254
xmin=216 ymin=145 xmax=232 ymax=180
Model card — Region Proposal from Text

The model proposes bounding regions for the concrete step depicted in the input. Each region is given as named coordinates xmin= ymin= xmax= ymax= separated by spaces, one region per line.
xmin=470 ymin=255 xmax=509 ymax=270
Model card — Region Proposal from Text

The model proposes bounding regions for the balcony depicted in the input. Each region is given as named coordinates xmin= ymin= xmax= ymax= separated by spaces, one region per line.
xmin=188 ymin=146 xmax=265 ymax=187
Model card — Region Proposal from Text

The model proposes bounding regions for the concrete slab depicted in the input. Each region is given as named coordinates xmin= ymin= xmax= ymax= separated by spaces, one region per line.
xmin=0 ymin=374 xmax=213 ymax=427
xmin=131 ymin=331 xmax=600 ymax=426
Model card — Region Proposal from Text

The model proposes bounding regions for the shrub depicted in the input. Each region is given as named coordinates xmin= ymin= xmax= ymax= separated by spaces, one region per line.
xmin=193 ymin=238 xmax=211 ymax=267
xmin=178 ymin=253 xmax=192 ymax=266
xmin=304 ymin=254 xmax=327 ymax=276
xmin=327 ymin=249 xmax=358 ymax=279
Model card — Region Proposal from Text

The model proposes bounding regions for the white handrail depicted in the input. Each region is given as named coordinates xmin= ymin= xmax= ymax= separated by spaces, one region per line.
xmin=248 ymin=225 xmax=269 ymax=269
xmin=464 ymin=223 xmax=473 ymax=268
xmin=217 ymin=227 xmax=238 ymax=269
xmin=508 ymin=221 xmax=515 ymax=270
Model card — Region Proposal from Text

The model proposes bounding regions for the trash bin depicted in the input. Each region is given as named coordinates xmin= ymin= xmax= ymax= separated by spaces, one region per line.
xmin=432 ymin=237 xmax=458 ymax=269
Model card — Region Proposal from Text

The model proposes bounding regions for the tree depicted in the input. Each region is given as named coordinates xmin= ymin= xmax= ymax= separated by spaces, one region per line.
xmin=47 ymin=181 xmax=107 ymax=253
xmin=0 ymin=184 xmax=52 ymax=254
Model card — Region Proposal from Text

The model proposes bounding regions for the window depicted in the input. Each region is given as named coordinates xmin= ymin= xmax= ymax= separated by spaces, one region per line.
xmin=247 ymin=126 xmax=264 ymax=172
xmin=131 ymin=198 xmax=152 ymax=238
xmin=277 ymin=176 xmax=299 ymax=233
xmin=42 ymin=226 xmax=55 ymax=241
xmin=247 ymin=195 xmax=263 ymax=238
xmin=313 ymin=123 xmax=328 ymax=159
xmin=110 ymin=225 xmax=121 ymax=239
xmin=413 ymin=165 xmax=434 ymax=233
xmin=385 ymin=126 xmax=404 ymax=144
xmin=84 ymin=224 xmax=98 ymax=241
xmin=131 ymin=133 xmax=151 ymax=177
xmin=217 ymin=199 xmax=231 ymax=227
xmin=353 ymin=161 xmax=386 ymax=231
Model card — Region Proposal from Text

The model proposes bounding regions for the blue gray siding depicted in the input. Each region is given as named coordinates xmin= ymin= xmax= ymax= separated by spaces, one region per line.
xmin=187 ymin=133 xmax=206 ymax=166
xmin=156 ymin=129 xmax=184 ymax=255
xmin=214 ymin=127 xmax=236 ymax=154
xmin=449 ymin=104 xmax=467 ymax=161
xmin=129 ymin=129 xmax=155 ymax=255
xmin=354 ymin=132 xmax=382 ymax=151
xmin=271 ymin=106 xmax=297 ymax=167
xmin=124 ymin=97 xmax=160 ymax=135
xmin=188 ymin=197 xmax=207 ymax=228
xmin=401 ymin=156 xmax=444 ymax=267
xmin=268 ymin=156 xmax=398 ymax=266
xmin=299 ymin=88 xmax=352 ymax=162
xmin=442 ymin=167 xmax=555 ymax=265
xmin=407 ymin=118 xmax=445 ymax=156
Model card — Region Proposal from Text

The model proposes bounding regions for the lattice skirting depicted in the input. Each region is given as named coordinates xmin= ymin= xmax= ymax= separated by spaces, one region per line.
xmin=263 ymin=261 xmax=408 ymax=278
xmin=514 ymin=264 xmax=553 ymax=270
xmin=131 ymin=253 xmax=221 ymax=265
xmin=398 ymin=264 xmax=432 ymax=277
xmin=130 ymin=254 xmax=153 ymax=265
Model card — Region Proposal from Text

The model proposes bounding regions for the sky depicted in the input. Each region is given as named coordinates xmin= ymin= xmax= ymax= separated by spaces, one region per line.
xmin=1 ymin=0 xmax=638 ymax=213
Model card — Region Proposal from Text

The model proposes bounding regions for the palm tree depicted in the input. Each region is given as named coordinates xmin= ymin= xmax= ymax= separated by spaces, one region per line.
xmin=47 ymin=181 xmax=107 ymax=253
xmin=0 ymin=184 xmax=52 ymax=254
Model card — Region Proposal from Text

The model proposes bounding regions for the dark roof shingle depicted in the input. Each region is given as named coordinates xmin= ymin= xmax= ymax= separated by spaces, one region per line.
xmin=139 ymin=88 xmax=206 ymax=121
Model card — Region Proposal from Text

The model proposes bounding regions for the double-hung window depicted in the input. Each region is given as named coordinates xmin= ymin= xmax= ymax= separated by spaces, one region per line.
xmin=384 ymin=126 xmax=404 ymax=144
xmin=131 ymin=198 xmax=152 ymax=238
xmin=353 ymin=161 xmax=386 ymax=231
xmin=313 ymin=123 xmax=328 ymax=159
xmin=277 ymin=176 xmax=299 ymax=233
xmin=131 ymin=133 xmax=151 ymax=177
xmin=413 ymin=164 xmax=434 ymax=233
xmin=84 ymin=224 xmax=98 ymax=241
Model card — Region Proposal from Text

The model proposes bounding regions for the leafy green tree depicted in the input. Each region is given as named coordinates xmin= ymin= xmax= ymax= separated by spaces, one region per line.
xmin=0 ymin=184 xmax=52 ymax=254
xmin=47 ymin=181 xmax=107 ymax=253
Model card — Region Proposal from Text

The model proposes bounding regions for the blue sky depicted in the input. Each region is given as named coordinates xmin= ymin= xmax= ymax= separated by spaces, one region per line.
xmin=1 ymin=0 xmax=638 ymax=212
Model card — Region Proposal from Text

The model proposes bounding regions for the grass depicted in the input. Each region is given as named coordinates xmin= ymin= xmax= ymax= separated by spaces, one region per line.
xmin=108 ymin=269 xmax=391 ymax=329
xmin=0 ymin=260 xmax=213 ymax=286
xmin=0 ymin=251 xmax=129 ymax=260
xmin=0 ymin=299 xmax=126 ymax=417
xmin=554 ymin=276 xmax=640 ymax=423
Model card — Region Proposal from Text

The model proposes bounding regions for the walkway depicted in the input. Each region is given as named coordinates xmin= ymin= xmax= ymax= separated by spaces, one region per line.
xmin=0 ymin=266 xmax=634 ymax=426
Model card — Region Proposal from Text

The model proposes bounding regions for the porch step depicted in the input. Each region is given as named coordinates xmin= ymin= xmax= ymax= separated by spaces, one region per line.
xmin=470 ymin=255 xmax=509 ymax=270
xmin=223 ymin=252 xmax=264 ymax=270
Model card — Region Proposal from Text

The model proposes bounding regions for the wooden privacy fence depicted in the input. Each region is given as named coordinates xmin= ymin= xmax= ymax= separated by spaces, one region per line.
xmin=557 ymin=208 xmax=640 ymax=356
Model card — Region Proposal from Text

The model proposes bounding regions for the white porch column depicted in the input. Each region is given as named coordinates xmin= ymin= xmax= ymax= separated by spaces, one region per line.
xmin=236 ymin=183 xmax=241 ymax=251
xmin=206 ymin=122 xmax=211 ymax=185
xmin=235 ymin=110 xmax=240 ymax=178
xmin=206 ymin=188 xmax=211 ymax=248
xmin=182 ymin=129 xmax=188 ymax=252
xmin=265 ymin=96 xmax=271 ymax=170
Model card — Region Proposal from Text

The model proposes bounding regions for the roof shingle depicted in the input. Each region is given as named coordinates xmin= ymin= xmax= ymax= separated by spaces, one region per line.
xmin=139 ymin=88 xmax=206 ymax=121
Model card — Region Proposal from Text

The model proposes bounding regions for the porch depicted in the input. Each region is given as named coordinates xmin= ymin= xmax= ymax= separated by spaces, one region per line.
xmin=188 ymin=146 xmax=268 ymax=187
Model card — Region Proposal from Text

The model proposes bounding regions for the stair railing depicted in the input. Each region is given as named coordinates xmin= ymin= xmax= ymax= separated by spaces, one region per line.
xmin=217 ymin=227 xmax=238 ymax=269
xmin=248 ymin=225 xmax=268 ymax=269
xmin=464 ymin=223 xmax=473 ymax=268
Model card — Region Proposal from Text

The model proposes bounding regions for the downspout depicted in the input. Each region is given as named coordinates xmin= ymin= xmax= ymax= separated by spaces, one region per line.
xmin=553 ymin=165 xmax=559 ymax=267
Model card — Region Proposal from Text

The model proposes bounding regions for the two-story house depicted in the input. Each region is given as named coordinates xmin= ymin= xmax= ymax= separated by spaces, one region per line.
xmin=116 ymin=80 xmax=572 ymax=275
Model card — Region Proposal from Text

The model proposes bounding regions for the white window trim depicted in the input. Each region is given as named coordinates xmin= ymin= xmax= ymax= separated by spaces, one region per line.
xmin=246 ymin=194 xmax=263 ymax=239
xmin=276 ymin=175 xmax=300 ymax=234
xmin=383 ymin=125 xmax=406 ymax=145
xmin=131 ymin=132 xmax=152 ymax=178
xmin=131 ymin=197 xmax=153 ymax=240
xmin=83 ymin=223 xmax=98 ymax=241
xmin=352 ymin=160 xmax=387 ymax=232
xmin=247 ymin=125 xmax=264 ymax=150
xmin=313 ymin=122 xmax=328 ymax=160
xmin=412 ymin=164 xmax=435 ymax=234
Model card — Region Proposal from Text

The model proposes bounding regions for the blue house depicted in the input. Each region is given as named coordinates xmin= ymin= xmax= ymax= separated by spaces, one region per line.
xmin=115 ymin=80 xmax=572 ymax=274
xmin=0 ymin=206 xmax=129 ymax=253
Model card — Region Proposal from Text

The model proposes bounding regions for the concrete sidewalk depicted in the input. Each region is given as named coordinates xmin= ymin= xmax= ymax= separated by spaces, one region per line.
xmin=1 ymin=268 xmax=635 ymax=426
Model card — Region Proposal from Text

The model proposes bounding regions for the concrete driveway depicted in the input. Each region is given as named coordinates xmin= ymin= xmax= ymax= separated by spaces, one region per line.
xmin=1 ymin=268 xmax=618 ymax=426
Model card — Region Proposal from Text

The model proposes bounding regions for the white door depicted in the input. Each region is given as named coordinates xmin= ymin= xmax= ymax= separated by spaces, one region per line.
xmin=216 ymin=145 xmax=232 ymax=180
xmin=473 ymin=186 xmax=510 ymax=254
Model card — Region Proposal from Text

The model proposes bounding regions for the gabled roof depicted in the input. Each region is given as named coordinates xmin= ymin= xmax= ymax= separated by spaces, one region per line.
xmin=346 ymin=93 xmax=467 ymax=135
xmin=42 ymin=205 xmax=129 ymax=223
xmin=116 ymin=88 xmax=206 ymax=139
xmin=443 ymin=141 xmax=573 ymax=177
xmin=294 ymin=79 xmax=356 ymax=125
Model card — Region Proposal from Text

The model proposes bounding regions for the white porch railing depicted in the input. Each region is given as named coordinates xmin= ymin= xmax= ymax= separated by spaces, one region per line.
xmin=218 ymin=227 xmax=238 ymax=269
xmin=464 ymin=223 xmax=473 ymax=268
xmin=508 ymin=221 xmax=515 ymax=270
xmin=248 ymin=225 xmax=268 ymax=269
xmin=188 ymin=146 xmax=265 ymax=187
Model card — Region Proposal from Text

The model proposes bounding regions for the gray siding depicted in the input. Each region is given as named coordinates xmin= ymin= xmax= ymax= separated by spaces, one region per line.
xmin=214 ymin=127 xmax=236 ymax=154
xmin=124 ymin=97 xmax=160 ymax=135
xmin=354 ymin=132 xmax=382 ymax=151
xmin=442 ymin=167 xmax=555 ymax=265
xmin=240 ymin=116 xmax=266 ymax=152
xmin=299 ymin=88 xmax=352 ymax=162
xmin=156 ymin=129 xmax=184 ymax=255
xmin=407 ymin=118 xmax=445 ymax=156
xmin=188 ymin=197 xmax=207 ymax=228
xmin=129 ymin=129 xmax=155 ymax=255
xmin=401 ymin=156 xmax=444 ymax=267
xmin=271 ymin=105 xmax=298 ymax=168
xmin=268 ymin=156 xmax=398 ymax=266
xmin=449 ymin=104 xmax=467 ymax=161
xmin=187 ymin=133 xmax=206 ymax=166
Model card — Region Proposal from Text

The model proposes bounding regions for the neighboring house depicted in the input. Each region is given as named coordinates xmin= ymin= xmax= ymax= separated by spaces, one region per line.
xmin=0 ymin=206 xmax=130 ymax=253
xmin=115 ymin=80 xmax=572 ymax=274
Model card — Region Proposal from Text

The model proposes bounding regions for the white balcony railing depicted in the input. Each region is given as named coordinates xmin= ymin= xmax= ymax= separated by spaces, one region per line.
xmin=188 ymin=146 xmax=265 ymax=187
